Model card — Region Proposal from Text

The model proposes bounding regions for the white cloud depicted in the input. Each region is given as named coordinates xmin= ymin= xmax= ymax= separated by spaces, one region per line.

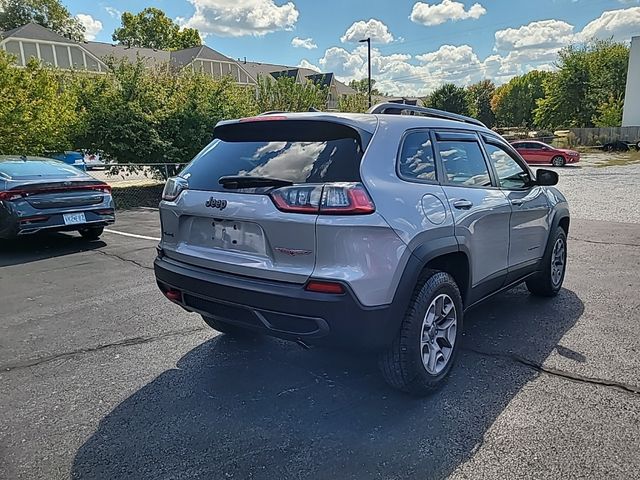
xmin=183 ymin=0 xmax=299 ymax=37
xmin=312 ymin=6 xmax=640 ymax=97
xmin=105 ymin=6 xmax=121 ymax=19
xmin=410 ymin=0 xmax=486 ymax=26
xmin=340 ymin=18 xmax=395 ymax=44
xmin=298 ymin=59 xmax=321 ymax=72
xmin=291 ymin=37 xmax=317 ymax=49
xmin=76 ymin=14 xmax=103 ymax=41
xmin=494 ymin=19 xmax=575 ymax=51
xmin=579 ymin=7 xmax=640 ymax=42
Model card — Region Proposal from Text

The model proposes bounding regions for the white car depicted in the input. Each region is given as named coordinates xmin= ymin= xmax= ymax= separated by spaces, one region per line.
xmin=83 ymin=153 xmax=105 ymax=170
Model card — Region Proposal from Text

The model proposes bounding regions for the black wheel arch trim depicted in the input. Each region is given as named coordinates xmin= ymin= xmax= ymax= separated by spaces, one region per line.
xmin=393 ymin=236 xmax=470 ymax=308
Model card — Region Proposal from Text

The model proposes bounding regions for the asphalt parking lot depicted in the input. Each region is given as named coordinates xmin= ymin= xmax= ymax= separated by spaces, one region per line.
xmin=1 ymin=159 xmax=640 ymax=479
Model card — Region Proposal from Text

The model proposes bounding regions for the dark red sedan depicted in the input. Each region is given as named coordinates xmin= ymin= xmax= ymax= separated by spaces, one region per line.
xmin=511 ymin=141 xmax=580 ymax=167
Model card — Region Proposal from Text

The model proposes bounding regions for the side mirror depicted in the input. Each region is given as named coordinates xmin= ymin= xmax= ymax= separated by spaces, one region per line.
xmin=536 ymin=168 xmax=558 ymax=186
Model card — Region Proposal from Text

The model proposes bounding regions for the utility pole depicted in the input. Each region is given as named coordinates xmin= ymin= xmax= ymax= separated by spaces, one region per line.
xmin=359 ymin=37 xmax=372 ymax=108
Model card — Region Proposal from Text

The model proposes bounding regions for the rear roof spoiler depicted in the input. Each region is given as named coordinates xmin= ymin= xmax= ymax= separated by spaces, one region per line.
xmin=367 ymin=102 xmax=486 ymax=128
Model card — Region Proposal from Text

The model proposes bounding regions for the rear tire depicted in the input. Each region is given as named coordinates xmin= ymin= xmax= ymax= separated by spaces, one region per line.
xmin=202 ymin=316 xmax=260 ymax=337
xmin=79 ymin=226 xmax=104 ymax=240
xmin=379 ymin=270 xmax=463 ymax=396
xmin=526 ymin=227 xmax=567 ymax=297
xmin=552 ymin=155 xmax=566 ymax=167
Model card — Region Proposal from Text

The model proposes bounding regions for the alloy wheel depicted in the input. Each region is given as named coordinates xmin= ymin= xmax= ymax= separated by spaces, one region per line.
xmin=420 ymin=294 xmax=457 ymax=375
xmin=551 ymin=237 xmax=566 ymax=287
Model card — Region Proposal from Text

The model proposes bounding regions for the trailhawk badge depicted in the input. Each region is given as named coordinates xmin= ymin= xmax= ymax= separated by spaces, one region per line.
xmin=205 ymin=198 xmax=227 ymax=210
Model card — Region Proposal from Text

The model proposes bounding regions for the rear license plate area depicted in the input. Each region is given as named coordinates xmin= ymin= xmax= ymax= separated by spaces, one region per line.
xmin=63 ymin=212 xmax=86 ymax=225
xmin=189 ymin=218 xmax=267 ymax=255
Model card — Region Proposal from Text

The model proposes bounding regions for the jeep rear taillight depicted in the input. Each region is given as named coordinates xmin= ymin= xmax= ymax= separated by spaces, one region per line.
xmin=320 ymin=183 xmax=375 ymax=215
xmin=270 ymin=185 xmax=323 ymax=213
xmin=269 ymin=183 xmax=375 ymax=215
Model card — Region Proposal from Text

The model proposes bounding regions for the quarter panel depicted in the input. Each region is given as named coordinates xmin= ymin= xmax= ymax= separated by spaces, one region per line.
xmin=314 ymin=213 xmax=410 ymax=307
xmin=358 ymin=119 xmax=455 ymax=250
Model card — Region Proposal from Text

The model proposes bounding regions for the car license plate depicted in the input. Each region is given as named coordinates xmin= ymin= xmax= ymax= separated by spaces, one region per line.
xmin=63 ymin=212 xmax=86 ymax=225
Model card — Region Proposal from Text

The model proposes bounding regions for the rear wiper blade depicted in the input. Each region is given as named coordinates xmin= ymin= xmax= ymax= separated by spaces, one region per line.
xmin=218 ymin=175 xmax=293 ymax=189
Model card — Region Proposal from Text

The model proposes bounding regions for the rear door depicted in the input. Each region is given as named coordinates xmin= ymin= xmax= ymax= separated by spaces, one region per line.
xmin=159 ymin=118 xmax=371 ymax=284
xmin=434 ymin=131 xmax=512 ymax=299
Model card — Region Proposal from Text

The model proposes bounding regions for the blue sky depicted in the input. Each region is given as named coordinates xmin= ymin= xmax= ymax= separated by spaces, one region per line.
xmin=67 ymin=0 xmax=640 ymax=95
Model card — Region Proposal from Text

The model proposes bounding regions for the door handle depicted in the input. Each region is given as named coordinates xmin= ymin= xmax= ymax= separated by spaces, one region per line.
xmin=452 ymin=199 xmax=473 ymax=210
xmin=511 ymin=199 xmax=524 ymax=206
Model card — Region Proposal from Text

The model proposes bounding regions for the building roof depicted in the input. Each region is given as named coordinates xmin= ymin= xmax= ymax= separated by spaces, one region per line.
xmin=335 ymin=80 xmax=357 ymax=95
xmin=240 ymin=61 xmax=291 ymax=80
xmin=306 ymin=72 xmax=334 ymax=88
xmin=240 ymin=61 xmax=355 ymax=94
xmin=84 ymin=41 xmax=171 ymax=65
xmin=1 ymin=23 xmax=358 ymax=98
xmin=0 ymin=22 xmax=77 ymax=44
xmin=271 ymin=69 xmax=299 ymax=80
xmin=170 ymin=45 xmax=232 ymax=67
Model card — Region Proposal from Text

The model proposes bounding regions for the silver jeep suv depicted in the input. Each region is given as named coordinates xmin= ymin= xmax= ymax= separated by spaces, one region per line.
xmin=154 ymin=103 xmax=569 ymax=395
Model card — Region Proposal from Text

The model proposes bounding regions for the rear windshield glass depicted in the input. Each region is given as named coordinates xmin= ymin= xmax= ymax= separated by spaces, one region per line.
xmin=180 ymin=120 xmax=367 ymax=192
xmin=0 ymin=160 xmax=85 ymax=180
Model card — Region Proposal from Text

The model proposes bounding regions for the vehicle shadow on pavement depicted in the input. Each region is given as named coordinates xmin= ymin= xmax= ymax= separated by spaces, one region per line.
xmin=0 ymin=233 xmax=105 ymax=267
xmin=72 ymin=286 xmax=584 ymax=480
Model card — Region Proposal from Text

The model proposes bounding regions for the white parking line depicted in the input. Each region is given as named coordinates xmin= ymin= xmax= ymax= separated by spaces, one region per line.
xmin=104 ymin=229 xmax=160 ymax=241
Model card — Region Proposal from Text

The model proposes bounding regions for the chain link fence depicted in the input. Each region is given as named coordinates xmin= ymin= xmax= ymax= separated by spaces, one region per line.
xmin=89 ymin=163 xmax=188 ymax=210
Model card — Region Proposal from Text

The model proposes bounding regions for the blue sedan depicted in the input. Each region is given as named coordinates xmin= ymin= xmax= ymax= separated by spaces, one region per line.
xmin=0 ymin=155 xmax=115 ymax=240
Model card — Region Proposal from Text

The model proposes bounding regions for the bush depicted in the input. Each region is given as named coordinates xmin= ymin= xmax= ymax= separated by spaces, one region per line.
xmin=72 ymin=58 xmax=258 ymax=170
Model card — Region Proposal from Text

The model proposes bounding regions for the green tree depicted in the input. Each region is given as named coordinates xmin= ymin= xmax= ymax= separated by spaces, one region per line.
xmin=0 ymin=0 xmax=85 ymax=41
xmin=72 ymin=58 xmax=255 ymax=168
xmin=425 ymin=83 xmax=469 ymax=115
xmin=0 ymin=50 xmax=80 ymax=155
xmin=592 ymin=95 xmax=624 ymax=127
xmin=535 ymin=39 xmax=629 ymax=129
xmin=338 ymin=93 xmax=369 ymax=113
xmin=466 ymin=79 xmax=495 ymax=128
xmin=491 ymin=70 xmax=550 ymax=128
xmin=112 ymin=7 xmax=201 ymax=50
xmin=256 ymin=75 xmax=328 ymax=112
xmin=348 ymin=78 xmax=381 ymax=96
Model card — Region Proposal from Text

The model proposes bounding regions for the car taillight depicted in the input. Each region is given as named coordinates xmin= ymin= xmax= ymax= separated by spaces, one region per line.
xmin=270 ymin=185 xmax=323 ymax=213
xmin=0 ymin=191 xmax=23 ymax=201
xmin=269 ymin=183 xmax=375 ymax=215
xmin=93 ymin=184 xmax=111 ymax=194
xmin=162 ymin=177 xmax=189 ymax=201
xmin=320 ymin=183 xmax=375 ymax=215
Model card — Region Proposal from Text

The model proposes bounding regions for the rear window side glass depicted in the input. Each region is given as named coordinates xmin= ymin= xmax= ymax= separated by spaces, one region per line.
xmin=398 ymin=131 xmax=437 ymax=182
xmin=180 ymin=121 xmax=369 ymax=192
xmin=437 ymin=140 xmax=492 ymax=187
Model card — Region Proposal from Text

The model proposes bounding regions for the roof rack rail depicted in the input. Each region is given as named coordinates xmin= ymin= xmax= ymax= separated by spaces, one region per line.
xmin=259 ymin=110 xmax=288 ymax=116
xmin=367 ymin=102 xmax=486 ymax=128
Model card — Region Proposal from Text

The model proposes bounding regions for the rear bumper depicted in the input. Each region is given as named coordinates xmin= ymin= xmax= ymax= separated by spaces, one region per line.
xmin=154 ymin=255 xmax=402 ymax=351
xmin=0 ymin=207 xmax=115 ymax=239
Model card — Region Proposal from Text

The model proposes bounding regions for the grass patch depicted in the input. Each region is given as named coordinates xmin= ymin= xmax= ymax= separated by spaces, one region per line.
xmin=591 ymin=150 xmax=640 ymax=168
